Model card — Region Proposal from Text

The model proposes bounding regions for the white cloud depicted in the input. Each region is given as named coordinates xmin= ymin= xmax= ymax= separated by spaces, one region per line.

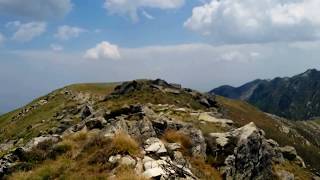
xmin=11 ymin=21 xmax=47 ymax=42
xmin=142 ymin=10 xmax=155 ymax=20
xmin=184 ymin=0 xmax=320 ymax=43
xmin=0 ymin=0 xmax=72 ymax=20
xmin=84 ymin=41 xmax=121 ymax=60
xmin=50 ymin=44 xmax=63 ymax=51
xmin=5 ymin=21 xmax=21 ymax=28
xmin=54 ymin=25 xmax=86 ymax=40
xmin=104 ymin=0 xmax=185 ymax=21
xmin=0 ymin=33 xmax=5 ymax=45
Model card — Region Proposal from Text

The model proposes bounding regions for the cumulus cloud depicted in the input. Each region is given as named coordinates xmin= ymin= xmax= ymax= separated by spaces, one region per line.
xmin=104 ymin=0 xmax=185 ymax=21
xmin=184 ymin=0 xmax=320 ymax=43
xmin=50 ymin=44 xmax=64 ymax=51
xmin=84 ymin=41 xmax=121 ymax=60
xmin=11 ymin=21 xmax=47 ymax=42
xmin=54 ymin=25 xmax=86 ymax=40
xmin=0 ymin=0 xmax=72 ymax=20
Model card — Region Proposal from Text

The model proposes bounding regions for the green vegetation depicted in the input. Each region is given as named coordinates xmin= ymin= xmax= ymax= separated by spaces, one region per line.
xmin=98 ymin=81 xmax=207 ymax=111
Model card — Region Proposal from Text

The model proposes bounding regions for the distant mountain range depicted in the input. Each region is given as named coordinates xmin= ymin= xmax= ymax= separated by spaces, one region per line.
xmin=211 ymin=69 xmax=320 ymax=120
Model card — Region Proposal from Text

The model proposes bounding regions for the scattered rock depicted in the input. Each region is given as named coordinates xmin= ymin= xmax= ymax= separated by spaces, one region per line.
xmin=144 ymin=138 xmax=167 ymax=154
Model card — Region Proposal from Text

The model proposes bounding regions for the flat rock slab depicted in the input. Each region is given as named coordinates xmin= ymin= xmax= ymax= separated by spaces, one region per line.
xmin=199 ymin=112 xmax=234 ymax=125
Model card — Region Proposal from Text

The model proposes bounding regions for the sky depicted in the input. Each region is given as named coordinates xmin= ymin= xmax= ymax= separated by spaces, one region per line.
xmin=1 ymin=0 xmax=320 ymax=114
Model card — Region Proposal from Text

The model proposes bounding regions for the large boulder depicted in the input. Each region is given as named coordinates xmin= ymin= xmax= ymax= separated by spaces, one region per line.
xmin=208 ymin=122 xmax=278 ymax=180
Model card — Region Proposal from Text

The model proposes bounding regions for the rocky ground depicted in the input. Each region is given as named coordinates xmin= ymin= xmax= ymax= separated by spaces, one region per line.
xmin=0 ymin=79 xmax=318 ymax=179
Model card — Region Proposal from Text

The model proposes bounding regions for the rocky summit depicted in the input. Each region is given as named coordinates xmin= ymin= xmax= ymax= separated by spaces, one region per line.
xmin=0 ymin=79 xmax=319 ymax=179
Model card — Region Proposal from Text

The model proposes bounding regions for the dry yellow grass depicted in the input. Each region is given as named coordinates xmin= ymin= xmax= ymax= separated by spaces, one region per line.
xmin=115 ymin=165 xmax=149 ymax=180
xmin=162 ymin=129 xmax=192 ymax=150
xmin=189 ymin=156 xmax=222 ymax=180
xmin=111 ymin=131 xmax=140 ymax=156
xmin=273 ymin=162 xmax=313 ymax=180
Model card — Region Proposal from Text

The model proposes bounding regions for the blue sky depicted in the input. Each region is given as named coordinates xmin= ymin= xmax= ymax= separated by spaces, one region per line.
xmin=1 ymin=0 xmax=320 ymax=113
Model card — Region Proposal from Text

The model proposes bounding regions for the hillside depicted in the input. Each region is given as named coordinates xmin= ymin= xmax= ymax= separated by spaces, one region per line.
xmin=212 ymin=69 xmax=320 ymax=120
xmin=0 ymin=79 xmax=319 ymax=179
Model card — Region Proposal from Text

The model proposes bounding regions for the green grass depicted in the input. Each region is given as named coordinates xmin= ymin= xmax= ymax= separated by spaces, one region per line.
xmin=67 ymin=82 xmax=120 ymax=97
xmin=98 ymin=85 xmax=207 ymax=111
xmin=0 ymin=93 xmax=69 ymax=144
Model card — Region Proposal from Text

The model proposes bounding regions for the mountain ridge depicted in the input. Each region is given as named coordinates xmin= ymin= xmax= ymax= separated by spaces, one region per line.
xmin=0 ymin=79 xmax=319 ymax=179
xmin=211 ymin=69 xmax=320 ymax=120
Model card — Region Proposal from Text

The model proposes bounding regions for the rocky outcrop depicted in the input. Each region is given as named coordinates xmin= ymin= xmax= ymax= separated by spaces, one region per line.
xmin=207 ymin=122 xmax=290 ymax=180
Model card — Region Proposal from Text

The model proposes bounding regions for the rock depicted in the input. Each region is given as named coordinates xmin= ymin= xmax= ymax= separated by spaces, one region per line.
xmin=104 ymin=105 xmax=143 ymax=120
xmin=38 ymin=99 xmax=48 ymax=105
xmin=180 ymin=127 xmax=206 ymax=158
xmin=164 ymin=88 xmax=181 ymax=94
xmin=280 ymin=125 xmax=290 ymax=134
xmin=135 ymin=157 xmax=144 ymax=174
xmin=144 ymin=138 xmax=167 ymax=154
xmin=143 ymin=167 xmax=166 ymax=178
xmin=280 ymin=146 xmax=298 ymax=161
xmin=209 ymin=133 xmax=231 ymax=147
xmin=85 ymin=118 xmax=104 ymax=130
xmin=199 ymin=112 xmax=233 ymax=125
xmin=210 ymin=122 xmax=277 ymax=180
xmin=152 ymin=79 xmax=172 ymax=88
xmin=198 ymin=96 xmax=217 ymax=108
xmin=109 ymin=155 xmax=122 ymax=164
xmin=279 ymin=146 xmax=306 ymax=167
xmin=175 ymin=108 xmax=187 ymax=112
xmin=313 ymin=176 xmax=320 ymax=180
xmin=111 ymin=81 xmax=141 ymax=96
xmin=24 ymin=135 xmax=60 ymax=151
xmin=0 ymin=141 xmax=15 ymax=152
xmin=119 ymin=155 xmax=136 ymax=166
xmin=80 ymin=105 xmax=93 ymax=120
xmin=276 ymin=170 xmax=294 ymax=180
xmin=166 ymin=143 xmax=182 ymax=151
xmin=173 ymin=151 xmax=187 ymax=166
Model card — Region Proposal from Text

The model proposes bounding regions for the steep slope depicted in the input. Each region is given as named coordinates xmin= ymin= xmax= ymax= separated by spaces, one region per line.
xmin=212 ymin=69 xmax=320 ymax=120
xmin=0 ymin=80 xmax=318 ymax=179
xmin=211 ymin=79 xmax=266 ymax=100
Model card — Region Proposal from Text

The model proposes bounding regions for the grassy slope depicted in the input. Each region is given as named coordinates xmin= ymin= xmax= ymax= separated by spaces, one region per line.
xmin=217 ymin=96 xmax=320 ymax=173
xmin=0 ymin=83 xmax=119 ymax=146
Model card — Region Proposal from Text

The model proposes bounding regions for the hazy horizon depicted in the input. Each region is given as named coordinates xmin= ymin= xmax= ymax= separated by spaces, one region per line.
xmin=2 ymin=0 xmax=320 ymax=113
